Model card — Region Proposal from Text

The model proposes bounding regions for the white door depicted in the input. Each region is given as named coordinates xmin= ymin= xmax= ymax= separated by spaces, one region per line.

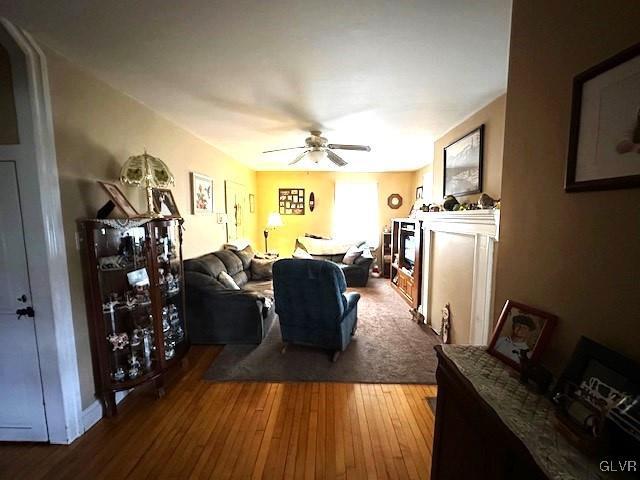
xmin=0 ymin=161 xmax=48 ymax=441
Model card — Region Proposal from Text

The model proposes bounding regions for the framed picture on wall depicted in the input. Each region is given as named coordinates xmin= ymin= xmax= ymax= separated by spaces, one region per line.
xmin=278 ymin=188 xmax=305 ymax=215
xmin=565 ymin=42 xmax=640 ymax=192
xmin=443 ymin=125 xmax=484 ymax=197
xmin=191 ymin=172 xmax=214 ymax=215
xmin=97 ymin=181 xmax=139 ymax=218
xmin=416 ymin=186 xmax=423 ymax=200
xmin=249 ymin=193 xmax=255 ymax=213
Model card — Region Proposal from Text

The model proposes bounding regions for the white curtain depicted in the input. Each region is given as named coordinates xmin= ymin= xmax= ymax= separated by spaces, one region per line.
xmin=333 ymin=182 xmax=379 ymax=247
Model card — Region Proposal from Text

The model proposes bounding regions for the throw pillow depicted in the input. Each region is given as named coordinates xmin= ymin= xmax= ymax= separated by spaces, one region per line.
xmin=292 ymin=247 xmax=313 ymax=259
xmin=342 ymin=245 xmax=363 ymax=265
xmin=218 ymin=271 xmax=240 ymax=290
xmin=251 ymin=257 xmax=275 ymax=280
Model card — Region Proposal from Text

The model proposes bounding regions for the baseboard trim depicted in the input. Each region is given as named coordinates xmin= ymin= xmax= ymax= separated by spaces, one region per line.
xmin=81 ymin=390 xmax=130 ymax=433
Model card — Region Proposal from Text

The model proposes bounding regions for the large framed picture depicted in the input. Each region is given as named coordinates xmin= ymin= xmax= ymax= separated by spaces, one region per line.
xmin=191 ymin=172 xmax=214 ymax=215
xmin=487 ymin=300 xmax=557 ymax=370
xmin=278 ymin=188 xmax=305 ymax=215
xmin=565 ymin=42 xmax=640 ymax=192
xmin=97 ymin=181 xmax=139 ymax=218
xmin=443 ymin=125 xmax=484 ymax=197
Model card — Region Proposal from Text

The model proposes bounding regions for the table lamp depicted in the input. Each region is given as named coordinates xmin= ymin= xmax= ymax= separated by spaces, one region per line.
xmin=120 ymin=150 xmax=175 ymax=217
xmin=264 ymin=212 xmax=283 ymax=252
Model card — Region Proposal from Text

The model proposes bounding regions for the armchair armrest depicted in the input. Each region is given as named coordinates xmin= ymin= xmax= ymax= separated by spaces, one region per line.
xmin=343 ymin=291 xmax=361 ymax=314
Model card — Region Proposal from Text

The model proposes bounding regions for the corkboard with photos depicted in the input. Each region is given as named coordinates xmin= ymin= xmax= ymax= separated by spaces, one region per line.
xmin=279 ymin=188 xmax=305 ymax=215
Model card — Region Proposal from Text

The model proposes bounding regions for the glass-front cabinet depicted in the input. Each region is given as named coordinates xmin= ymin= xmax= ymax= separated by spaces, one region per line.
xmin=79 ymin=218 xmax=187 ymax=416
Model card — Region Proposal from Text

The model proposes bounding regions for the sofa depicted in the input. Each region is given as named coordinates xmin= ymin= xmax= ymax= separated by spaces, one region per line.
xmin=294 ymin=236 xmax=374 ymax=287
xmin=273 ymin=258 xmax=360 ymax=361
xmin=184 ymin=246 xmax=276 ymax=344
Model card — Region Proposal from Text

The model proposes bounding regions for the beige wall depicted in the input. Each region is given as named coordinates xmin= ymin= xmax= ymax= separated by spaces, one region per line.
xmin=433 ymin=95 xmax=506 ymax=203
xmin=45 ymin=48 xmax=258 ymax=408
xmin=256 ymin=171 xmax=413 ymax=258
xmin=495 ymin=0 xmax=640 ymax=370
xmin=412 ymin=164 xmax=433 ymax=203
xmin=0 ymin=43 xmax=19 ymax=145
xmin=429 ymin=232 xmax=475 ymax=343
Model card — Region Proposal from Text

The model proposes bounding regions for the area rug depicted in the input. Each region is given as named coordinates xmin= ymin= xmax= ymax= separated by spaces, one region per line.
xmin=204 ymin=278 xmax=440 ymax=384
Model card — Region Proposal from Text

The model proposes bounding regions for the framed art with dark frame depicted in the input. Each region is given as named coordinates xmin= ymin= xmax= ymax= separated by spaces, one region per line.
xmin=443 ymin=125 xmax=484 ymax=197
xmin=487 ymin=300 xmax=557 ymax=371
xmin=416 ymin=186 xmax=423 ymax=200
xmin=152 ymin=188 xmax=181 ymax=218
xmin=565 ymin=42 xmax=640 ymax=192
xmin=98 ymin=181 xmax=139 ymax=218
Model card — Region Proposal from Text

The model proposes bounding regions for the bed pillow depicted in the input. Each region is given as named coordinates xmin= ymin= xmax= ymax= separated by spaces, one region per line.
xmin=292 ymin=247 xmax=313 ymax=259
xmin=342 ymin=245 xmax=363 ymax=265
xmin=218 ymin=271 xmax=241 ymax=290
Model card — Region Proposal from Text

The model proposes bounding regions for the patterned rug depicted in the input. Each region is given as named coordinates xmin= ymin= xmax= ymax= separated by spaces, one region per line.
xmin=204 ymin=278 xmax=440 ymax=384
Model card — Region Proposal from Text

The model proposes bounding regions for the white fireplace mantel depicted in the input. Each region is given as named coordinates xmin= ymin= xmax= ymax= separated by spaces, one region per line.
xmin=416 ymin=209 xmax=500 ymax=345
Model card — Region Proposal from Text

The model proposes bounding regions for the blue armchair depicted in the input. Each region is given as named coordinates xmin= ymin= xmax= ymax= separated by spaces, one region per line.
xmin=272 ymin=258 xmax=360 ymax=361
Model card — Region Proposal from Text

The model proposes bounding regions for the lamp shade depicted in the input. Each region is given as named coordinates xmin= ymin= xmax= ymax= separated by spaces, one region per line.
xmin=120 ymin=151 xmax=175 ymax=188
xmin=120 ymin=151 xmax=175 ymax=217
xmin=266 ymin=212 xmax=283 ymax=229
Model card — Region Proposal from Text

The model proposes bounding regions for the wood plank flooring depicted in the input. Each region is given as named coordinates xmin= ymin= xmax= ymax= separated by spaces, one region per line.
xmin=0 ymin=346 xmax=436 ymax=479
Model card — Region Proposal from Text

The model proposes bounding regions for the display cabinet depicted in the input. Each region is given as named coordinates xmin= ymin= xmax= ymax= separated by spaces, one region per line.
xmin=79 ymin=218 xmax=188 ymax=416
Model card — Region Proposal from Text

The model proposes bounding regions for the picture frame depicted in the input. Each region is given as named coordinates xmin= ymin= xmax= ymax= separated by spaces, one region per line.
xmin=249 ymin=193 xmax=255 ymax=213
xmin=552 ymin=337 xmax=640 ymax=455
xmin=191 ymin=172 xmax=214 ymax=215
xmin=278 ymin=188 xmax=305 ymax=215
xmin=487 ymin=300 xmax=557 ymax=370
xmin=565 ymin=42 xmax=640 ymax=192
xmin=97 ymin=181 xmax=139 ymax=218
xmin=443 ymin=125 xmax=484 ymax=197
xmin=416 ymin=186 xmax=423 ymax=200
xmin=152 ymin=188 xmax=180 ymax=218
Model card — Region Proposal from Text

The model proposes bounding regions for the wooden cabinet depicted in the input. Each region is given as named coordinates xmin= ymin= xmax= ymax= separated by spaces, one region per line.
xmin=390 ymin=218 xmax=423 ymax=308
xmin=79 ymin=218 xmax=188 ymax=416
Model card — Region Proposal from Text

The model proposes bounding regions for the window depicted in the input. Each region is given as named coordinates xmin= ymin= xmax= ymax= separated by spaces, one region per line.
xmin=333 ymin=182 xmax=379 ymax=247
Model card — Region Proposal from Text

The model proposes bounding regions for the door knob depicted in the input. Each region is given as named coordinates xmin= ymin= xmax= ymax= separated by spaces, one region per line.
xmin=17 ymin=294 xmax=27 ymax=303
xmin=16 ymin=306 xmax=35 ymax=319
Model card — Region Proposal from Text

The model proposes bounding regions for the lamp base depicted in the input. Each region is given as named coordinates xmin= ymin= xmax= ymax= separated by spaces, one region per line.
xmin=263 ymin=230 xmax=269 ymax=252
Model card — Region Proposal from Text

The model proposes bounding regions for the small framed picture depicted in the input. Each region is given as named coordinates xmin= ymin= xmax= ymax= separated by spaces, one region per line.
xmin=152 ymin=188 xmax=180 ymax=218
xmin=249 ymin=193 xmax=255 ymax=213
xmin=98 ymin=181 xmax=139 ymax=218
xmin=416 ymin=186 xmax=423 ymax=200
xmin=191 ymin=172 xmax=214 ymax=215
xmin=488 ymin=300 xmax=557 ymax=370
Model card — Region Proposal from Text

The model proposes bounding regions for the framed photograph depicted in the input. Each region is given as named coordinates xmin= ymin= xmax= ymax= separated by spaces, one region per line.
xmin=249 ymin=193 xmax=255 ymax=213
xmin=443 ymin=125 xmax=484 ymax=197
xmin=97 ymin=181 xmax=139 ymax=218
xmin=566 ymin=43 xmax=640 ymax=192
xmin=487 ymin=300 xmax=557 ymax=370
xmin=552 ymin=337 xmax=640 ymax=454
xmin=416 ymin=186 xmax=423 ymax=200
xmin=152 ymin=188 xmax=180 ymax=218
xmin=191 ymin=172 xmax=214 ymax=215
xmin=278 ymin=188 xmax=305 ymax=215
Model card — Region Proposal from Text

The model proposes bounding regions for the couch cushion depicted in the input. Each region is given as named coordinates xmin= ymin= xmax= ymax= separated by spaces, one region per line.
xmin=213 ymin=249 xmax=244 ymax=276
xmin=185 ymin=254 xmax=227 ymax=278
xmin=232 ymin=270 xmax=249 ymax=288
xmin=233 ymin=245 xmax=255 ymax=270
xmin=185 ymin=270 xmax=225 ymax=290
xmin=293 ymin=247 xmax=313 ymax=259
xmin=342 ymin=245 xmax=363 ymax=265
xmin=296 ymin=236 xmax=365 ymax=255
xmin=251 ymin=257 xmax=275 ymax=279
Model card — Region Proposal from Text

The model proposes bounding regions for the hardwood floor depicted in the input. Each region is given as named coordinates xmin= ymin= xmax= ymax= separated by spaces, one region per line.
xmin=0 ymin=346 xmax=436 ymax=479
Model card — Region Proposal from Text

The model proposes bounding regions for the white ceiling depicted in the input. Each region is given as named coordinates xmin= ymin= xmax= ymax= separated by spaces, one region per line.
xmin=2 ymin=0 xmax=511 ymax=172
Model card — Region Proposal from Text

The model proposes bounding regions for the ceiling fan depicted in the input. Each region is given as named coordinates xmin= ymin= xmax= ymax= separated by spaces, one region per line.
xmin=262 ymin=131 xmax=371 ymax=167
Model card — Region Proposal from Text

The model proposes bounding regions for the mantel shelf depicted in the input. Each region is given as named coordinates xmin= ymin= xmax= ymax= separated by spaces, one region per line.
xmin=412 ymin=209 xmax=500 ymax=239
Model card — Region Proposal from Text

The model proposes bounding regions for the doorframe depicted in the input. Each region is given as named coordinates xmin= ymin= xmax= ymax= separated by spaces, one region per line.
xmin=0 ymin=18 xmax=83 ymax=444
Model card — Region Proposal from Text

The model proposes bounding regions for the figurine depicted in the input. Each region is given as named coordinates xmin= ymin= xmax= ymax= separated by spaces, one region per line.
xmin=106 ymin=332 xmax=129 ymax=351
xmin=112 ymin=367 xmax=126 ymax=382
xmin=443 ymin=195 xmax=459 ymax=211
xmin=478 ymin=193 xmax=497 ymax=209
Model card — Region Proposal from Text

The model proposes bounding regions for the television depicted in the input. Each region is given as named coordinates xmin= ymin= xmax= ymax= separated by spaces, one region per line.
xmin=402 ymin=233 xmax=416 ymax=267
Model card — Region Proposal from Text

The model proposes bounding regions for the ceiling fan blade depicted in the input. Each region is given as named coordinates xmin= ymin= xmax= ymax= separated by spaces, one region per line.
xmin=262 ymin=146 xmax=307 ymax=154
xmin=289 ymin=150 xmax=310 ymax=165
xmin=326 ymin=144 xmax=371 ymax=152
xmin=326 ymin=149 xmax=347 ymax=167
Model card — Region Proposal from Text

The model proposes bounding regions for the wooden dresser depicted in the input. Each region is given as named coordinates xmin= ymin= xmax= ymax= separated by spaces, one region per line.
xmin=432 ymin=345 xmax=609 ymax=480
